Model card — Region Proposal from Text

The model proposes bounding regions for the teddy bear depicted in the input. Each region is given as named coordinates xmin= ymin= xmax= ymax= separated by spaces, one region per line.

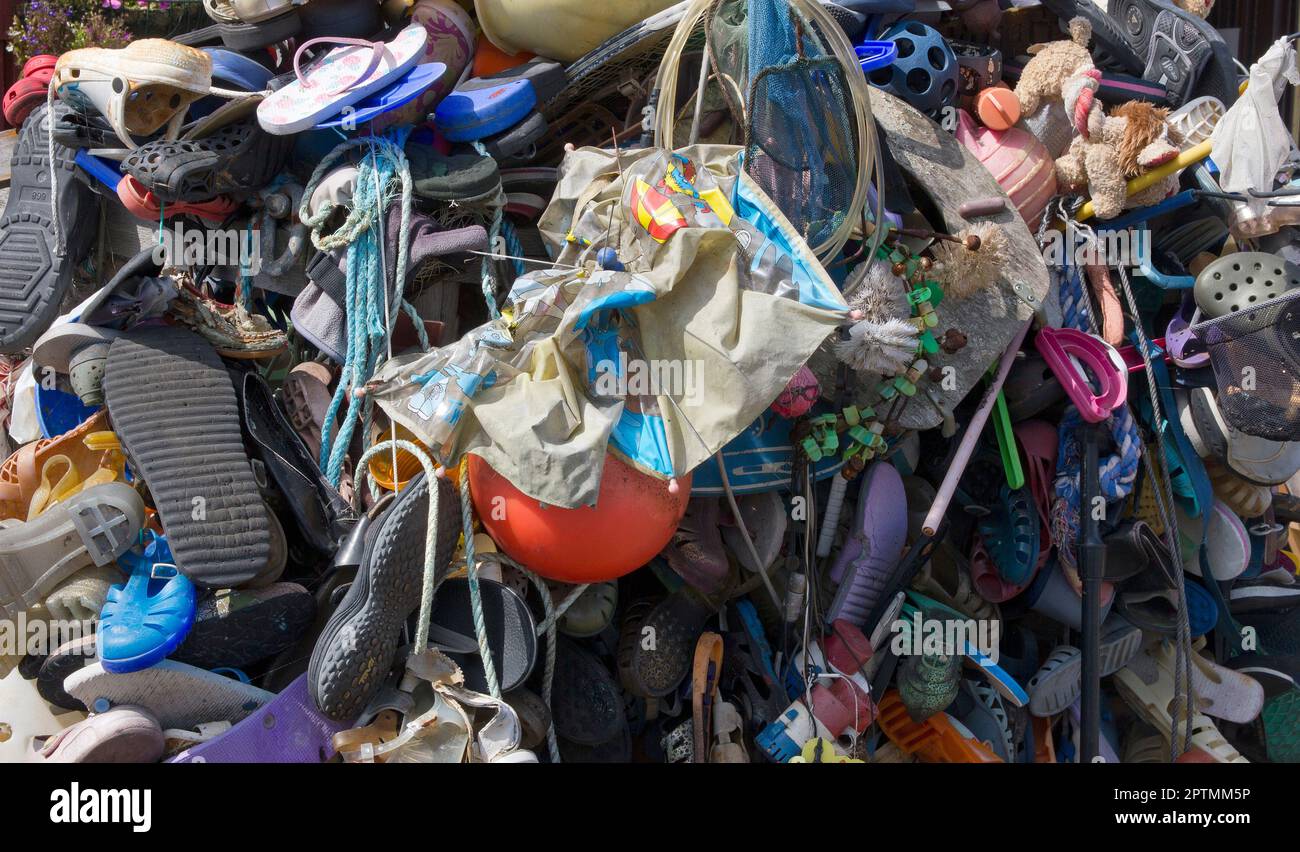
xmin=1011 ymin=16 xmax=1095 ymax=119
xmin=1053 ymin=73 xmax=1183 ymax=219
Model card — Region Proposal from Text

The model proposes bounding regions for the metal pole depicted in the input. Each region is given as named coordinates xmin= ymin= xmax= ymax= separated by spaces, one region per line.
xmin=1078 ymin=420 xmax=1105 ymax=762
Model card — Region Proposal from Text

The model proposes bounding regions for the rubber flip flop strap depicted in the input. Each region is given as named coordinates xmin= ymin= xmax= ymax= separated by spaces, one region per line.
xmin=294 ymin=37 xmax=386 ymax=97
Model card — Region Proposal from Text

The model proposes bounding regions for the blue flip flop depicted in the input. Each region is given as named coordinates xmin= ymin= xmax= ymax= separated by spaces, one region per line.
xmin=100 ymin=532 xmax=197 ymax=674
xmin=317 ymin=62 xmax=446 ymax=130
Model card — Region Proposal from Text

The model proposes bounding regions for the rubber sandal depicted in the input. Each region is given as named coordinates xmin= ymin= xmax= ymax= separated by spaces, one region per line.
xmin=406 ymin=145 xmax=502 ymax=203
xmin=55 ymin=40 xmax=257 ymax=149
xmin=1194 ymin=251 xmax=1300 ymax=319
xmin=167 ymin=674 xmax=350 ymax=763
xmin=0 ymin=666 xmax=86 ymax=762
xmin=1229 ymin=568 xmax=1300 ymax=615
xmin=876 ymin=688 xmax=1003 ymax=763
xmin=552 ymin=637 xmax=625 ymax=748
xmin=99 ymin=531 xmax=197 ymax=674
xmin=616 ymin=589 xmax=712 ymax=698
xmin=556 ymin=581 xmax=618 ymax=638
xmin=308 ymin=472 xmax=460 ymax=722
xmin=239 ymin=371 xmax=354 ymax=556
xmin=0 ymin=410 xmax=113 ymax=521
xmin=256 ymin=25 xmax=429 ymax=135
xmin=67 ymin=660 xmax=274 ymax=731
xmin=709 ymin=699 xmax=750 ymax=763
xmin=279 ymin=361 xmax=339 ymax=457
xmin=1004 ymin=354 xmax=1066 ymax=421
xmin=426 ymin=576 xmax=537 ymax=694
xmin=827 ymin=461 xmax=908 ymax=628
xmin=720 ymin=490 xmax=788 ymax=574
xmin=691 ymin=631 xmax=724 ymax=762
xmin=1185 ymin=386 xmax=1300 ymax=486
xmin=901 ymin=591 xmax=1029 ymax=707
xmin=1114 ymin=655 xmax=1249 ymax=762
xmin=1025 ymin=559 xmax=1114 ymax=633
xmin=36 ymin=704 xmax=163 ymax=764
xmin=121 ymin=117 xmax=293 ymax=204
xmin=1226 ymin=651 xmax=1300 ymax=699
xmin=916 ymin=540 xmax=1001 ymax=620
xmin=1101 ymin=520 xmax=1167 ymax=582
xmin=371 ymin=0 xmax=474 ymax=129
xmin=659 ymin=497 xmax=730 ymax=595
xmin=977 ymin=484 xmax=1040 ymax=586
xmin=0 ymin=482 xmax=144 ymax=625
xmin=1027 ymin=645 xmax=1081 ymax=718
xmin=0 ymin=104 xmax=99 ymax=354
xmin=721 ymin=600 xmax=788 ymax=732
xmin=1171 ymin=638 xmax=1265 ymax=723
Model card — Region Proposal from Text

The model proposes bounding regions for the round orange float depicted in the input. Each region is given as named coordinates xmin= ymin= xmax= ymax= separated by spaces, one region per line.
xmin=467 ymin=452 xmax=689 ymax=583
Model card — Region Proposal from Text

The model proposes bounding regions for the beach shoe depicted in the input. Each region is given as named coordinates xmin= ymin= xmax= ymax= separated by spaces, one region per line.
xmin=308 ymin=472 xmax=460 ymax=722
xmin=2 ymin=55 xmax=56 ymax=128
xmin=0 ymin=104 xmax=99 ymax=354
xmin=121 ymin=117 xmax=293 ymax=204
xmin=1038 ymin=0 xmax=1237 ymax=106
xmin=54 ymin=40 xmax=258 ymax=149
xmin=827 ymin=461 xmax=908 ymax=629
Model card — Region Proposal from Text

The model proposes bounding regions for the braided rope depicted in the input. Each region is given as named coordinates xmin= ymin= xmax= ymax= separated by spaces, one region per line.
xmin=457 ymin=461 xmax=502 ymax=700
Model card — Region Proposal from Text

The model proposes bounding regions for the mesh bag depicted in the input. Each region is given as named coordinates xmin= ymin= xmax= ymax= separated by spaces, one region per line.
xmin=740 ymin=1 xmax=858 ymax=250
xmin=1192 ymin=289 xmax=1300 ymax=441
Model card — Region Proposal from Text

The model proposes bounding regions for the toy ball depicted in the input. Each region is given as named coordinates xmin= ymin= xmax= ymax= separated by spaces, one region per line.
xmin=468 ymin=452 xmax=690 ymax=583
xmin=869 ymin=22 xmax=958 ymax=120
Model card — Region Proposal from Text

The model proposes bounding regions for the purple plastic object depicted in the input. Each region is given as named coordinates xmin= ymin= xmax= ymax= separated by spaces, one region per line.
xmin=1165 ymin=295 xmax=1209 ymax=369
xmin=167 ymin=675 xmax=350 ymax=763
xmin=826 ymin=461 xmax=908 ymax=627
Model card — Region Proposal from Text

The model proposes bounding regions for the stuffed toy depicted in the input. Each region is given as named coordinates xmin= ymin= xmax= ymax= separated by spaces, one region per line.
xmin=1055 ymin=75 xmax=1183 ymax=219
xmin=1012 ymin=17 xmax=1095 ymax=119
xmin=1174 ymin=0 xmax=1213 ymax=18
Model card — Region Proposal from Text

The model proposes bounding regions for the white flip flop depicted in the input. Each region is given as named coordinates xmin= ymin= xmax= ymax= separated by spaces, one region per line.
xmin=65 ymin=661 xmax=274 ymax=731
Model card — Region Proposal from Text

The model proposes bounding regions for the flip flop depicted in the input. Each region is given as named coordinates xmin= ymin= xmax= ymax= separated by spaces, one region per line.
xmin=65 ymin=660 xmax=275 ymax=731
xmin=168 ymin=674 xmax=350 ymax=763
xmin=1142 ymin=638 xmax=1264 ymax=724
xmin=827 ymin=461 xmax=908 ymax=629
xmin=256 ymin=25 xmax=429 ymax=135
xmin=426 ymin=576 xmax=537 ymax=694
xmin=1175 ymin=499 xmax=1250 ymax=582
xmin=37 ymin=634 xmax=98 ymax=711
xmin=317 ymin=62 xmax=446 ymax=129
xmin=103 ymin=325 xmax=270 ymax=588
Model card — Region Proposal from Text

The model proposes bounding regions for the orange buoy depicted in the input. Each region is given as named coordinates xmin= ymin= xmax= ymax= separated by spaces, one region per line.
xmin=468 ymin=452 xmax=689 ymax=583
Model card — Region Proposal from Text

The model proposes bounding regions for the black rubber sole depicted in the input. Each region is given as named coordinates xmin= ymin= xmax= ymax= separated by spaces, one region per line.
xmin=308 ymin=473 xmax=460 ymax=722
xmin=173 ymin=582 xmax=316 ymax=669
xmin=103 ymin=325 xmax=270 ymax=588
xmin=122 ymin=120 xmax=293 ymax=204
xmin=0 ymin=103 xmax=97 ymax=354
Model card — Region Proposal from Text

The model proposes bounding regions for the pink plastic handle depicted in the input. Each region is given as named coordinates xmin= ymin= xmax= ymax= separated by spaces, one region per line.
xmin=1034 ymin=327 xmax=1128 ymax=423
xmin=294 ymin=37 xmax=386 ymax=96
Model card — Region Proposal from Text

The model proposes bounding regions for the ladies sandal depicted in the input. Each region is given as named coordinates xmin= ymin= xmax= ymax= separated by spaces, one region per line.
xmin=1114 ymin=653 xmax=1250 ymax=763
